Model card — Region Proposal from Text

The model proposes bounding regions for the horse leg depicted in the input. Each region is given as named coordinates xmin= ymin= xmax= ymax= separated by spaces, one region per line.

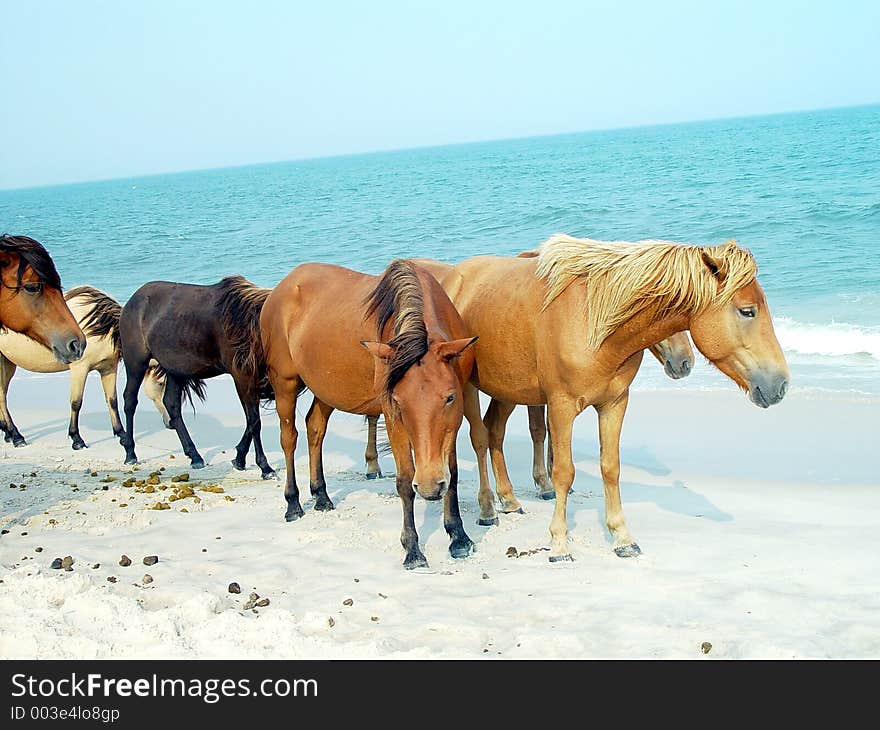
xmin=275 ymin=376 xmax=304 ymax=522
xmin=230 ymin=377 xmax=254 ymax=472
xmin=305 ymin=397 xmax=335 ymax=511
xmin=464 ymin=383 xmax=497 ymax=526
xmin=247 ymin=397 xmax=275 ymax=480
xmin=484 ymin=398 xmax=523 ymax=514
xmin=163 ymin=377 xmax=206 ymax=469
xmin=547 ymin=399 xmax=578 ymax=562
xmin=67 ymin=363 xmax=89 ymax=450
xmin=387 ymin=415 xmax=426 ymax=569
xmin=364 ymin=415 xmax=383 ymax=479
xmin=443 ymin=448 xmax=475 ymax=558
xmin=529 ymin=404 xmax=554 ymax=499
xmin=98 ymin=365 xmax=125 ymax=438
xmin=121 ymin=359 xmax=148 ymax=464
xmin=598 ymin=390 xmax=640 ymax=558
xmin=0 ymin=355 xmax=25 ymax=446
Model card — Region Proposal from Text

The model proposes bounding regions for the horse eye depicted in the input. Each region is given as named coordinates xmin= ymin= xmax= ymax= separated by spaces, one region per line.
xmin=23 ymin=282 xmax=43 ymax=295
xmin=738 ymin=307 xmax=756 ymax=318
xmin=445 ymin=394 xmax=455 ymax=405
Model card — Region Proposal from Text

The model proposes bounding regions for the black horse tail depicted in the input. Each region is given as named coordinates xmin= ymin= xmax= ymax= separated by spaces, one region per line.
xmin=65 ymin=286 xmax=122 ymax=357
xmin=217 ymin=276 xmax=274 ymax=401
xmin=149 ymin=363 xmax=207 ymax=407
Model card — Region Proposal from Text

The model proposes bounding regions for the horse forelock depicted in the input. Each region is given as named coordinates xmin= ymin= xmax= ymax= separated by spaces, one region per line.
xmin=364 ymin=260 xmax=430 ymax=400
xmin=0 ymin=234 xmax=63 ymax=291
xmin=536 ymin=234 xmax=758 ymax=349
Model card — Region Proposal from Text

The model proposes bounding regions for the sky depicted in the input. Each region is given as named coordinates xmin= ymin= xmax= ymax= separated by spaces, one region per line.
xmin=2 ymin=0 xmax=879 ymax=190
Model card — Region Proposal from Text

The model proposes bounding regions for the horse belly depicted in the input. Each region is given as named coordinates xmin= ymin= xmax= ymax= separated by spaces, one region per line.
xmin=0 ymin=330 xmax=66 ymax=373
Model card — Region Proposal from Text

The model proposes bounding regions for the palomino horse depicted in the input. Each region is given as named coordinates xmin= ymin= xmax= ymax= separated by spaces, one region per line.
xmin=0 ymin=234 xmax=85 ymax=366
xmin=260 ymin=259 xmax=478 ymax=569
xmin=119 ymin=276 xmax=275 ymax=477
xmin=0 ymin=286 xmax=129 ymax=448
xmin=444 ymin=235 xmax=789 ymax=561
xmin=484 ymin=330 xmax=695 ymax=505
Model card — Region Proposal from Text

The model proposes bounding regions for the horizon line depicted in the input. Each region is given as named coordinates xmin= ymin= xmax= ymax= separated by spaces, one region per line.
xmin=2 ymin=100 xmax=878 ymax=194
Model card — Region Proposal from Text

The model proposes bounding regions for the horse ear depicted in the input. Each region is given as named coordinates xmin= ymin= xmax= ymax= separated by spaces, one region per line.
xmin=360 ymin=340 xmax=395 ymax=361
xmin=700 ymin=248 xmax=728 ymax=285
xmin=436 ymin=336 xmax=478 ymax=362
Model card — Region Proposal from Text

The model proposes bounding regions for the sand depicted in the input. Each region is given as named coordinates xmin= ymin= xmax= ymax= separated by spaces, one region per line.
xmin=1 ymin=370 xmax=878 ymax=659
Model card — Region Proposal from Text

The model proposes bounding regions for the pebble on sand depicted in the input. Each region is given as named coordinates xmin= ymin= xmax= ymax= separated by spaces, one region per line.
xmin=143 ymin=555 xmax=159 ymax=566
xmin=343 ymin=598 xmax=354 ymax=606
xmin=701 ymin=642 xmax=713 ymax=655
xmin=255 ymin=598 xmax=270 ymax=608
xmin=328 ymin=617 xmax=335 ymax=628
xmin=506 ymin=546 xmax=518 ymax=558
xmin=142 ymin=574 xmax=154 ymax=584
xmin=106 ymin=576 xmax=117 ymax=583
xmin=60 ymin=556 xmax=74 ymax=569
xmin=228 ymin=582 xmax=241 ymax=594
xmin=35 ymin=547 xmax=43 ymax=553
xmin=119 ymin=555 xmax=132 ymax=567
xmin=51 ymin=558 xmax=63 ymax=569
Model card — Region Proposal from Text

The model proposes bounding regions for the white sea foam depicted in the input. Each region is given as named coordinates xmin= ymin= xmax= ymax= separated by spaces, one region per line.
xmin=774 ymin=316 xmax=880 ymax=361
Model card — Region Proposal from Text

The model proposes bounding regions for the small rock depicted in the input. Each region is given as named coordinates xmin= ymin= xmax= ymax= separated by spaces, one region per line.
xmin=506 ymin=546 xmax=518 ymax=558
xmin=35 ymin=547 xmax=43 ymax=553
xmin=342 ymin=598 xmax=353 ymax=606
xmin=370 ymin=616 xmax=379 ymax=622
xmin=228 ymin=582 xmax=241 ymax=594
xmin=91 ymin=563 xmax=100 ymax=569
xmin=353 ymin=578 xmax=360 ymax=583
xmin=701 ymin=642 xmax=712 ymax=655
xmin=378 ymin=593 xmax=388 ymax=599
xmin=255 ymin=598 xmax=270 ymax=607
xmin=142 ymin=574 xmax=153 ymax=584
xmin=328 ymin=617 xmax=335 ymax=628
xmin=171 ymin=473 xmax=189 ymax=483
xmin=0 ymin=529 xmax=8 ymax=535
xmin=119 ymin=555 xmax=132 ymax=567
xmin=106 ymin=576 xmax=117 ymax=583
xmin=143 ymin=555 xmax=159 ymax=566
xmin=60 ymin=556 xmax=74 ymax=569
xmin=90 ymin=471 xmax=98 ymax=477
xmin=201 ymin=548 xmax=207 ymax=552
xmin=482 ymin=573 xmax=489 ymax=579
xmin=51 ymin=558 xmax=63 ymax=569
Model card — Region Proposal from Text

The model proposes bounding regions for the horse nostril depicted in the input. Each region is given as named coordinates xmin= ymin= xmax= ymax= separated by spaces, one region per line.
xmin=68 ymin=338 xmax=84 ymax=357
xmin=437 ymin=480 xmax=447 ymax=492
xmin=681 ymin=360 xmax=691 ymax=374
xmin=778 ymin=380 xmax=789 ymax=400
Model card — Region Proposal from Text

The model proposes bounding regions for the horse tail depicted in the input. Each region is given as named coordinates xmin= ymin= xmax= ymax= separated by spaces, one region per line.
xmin=149 ymin=363 xmax=207 ymax=407
xmin=217 ymin=276 xmax=273 ymax=400
xmin=65 ymin=286 xmax=122 ymax=357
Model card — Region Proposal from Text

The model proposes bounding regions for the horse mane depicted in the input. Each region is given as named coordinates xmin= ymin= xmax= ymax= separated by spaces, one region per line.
xmin=65 ymin=286 xmax=122 ymax=356
xmin=0 ymin=234 xmax=63 ymax=290
xmin=364 ymin=259 xmax=429 ymax=400
xmin=216 ymin=275 xmax=273 ymax=399
xmin=536 ymin=233 xmax=758 ymax=349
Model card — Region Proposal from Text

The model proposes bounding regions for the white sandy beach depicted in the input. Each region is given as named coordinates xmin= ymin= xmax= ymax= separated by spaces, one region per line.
xmin=0 ymin=370 xmax=877 ymax=659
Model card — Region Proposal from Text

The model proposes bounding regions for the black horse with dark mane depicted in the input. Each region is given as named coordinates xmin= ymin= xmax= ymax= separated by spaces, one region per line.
xmin=118 ymin=275 xmax=275 ymax=477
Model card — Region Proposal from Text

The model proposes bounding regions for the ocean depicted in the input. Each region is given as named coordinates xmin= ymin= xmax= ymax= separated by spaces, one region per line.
xmin=2 ymin=104 xmax=879 ymax=394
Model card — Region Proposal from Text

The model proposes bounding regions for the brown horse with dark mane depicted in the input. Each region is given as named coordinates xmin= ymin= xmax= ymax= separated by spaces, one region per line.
xmin=0 ymin=234 xmax=85 ymax=365
xmin=118 ymin=276 xmax=274 ymax=476
xmin=260 ymin=259 xmax=477 ymax=569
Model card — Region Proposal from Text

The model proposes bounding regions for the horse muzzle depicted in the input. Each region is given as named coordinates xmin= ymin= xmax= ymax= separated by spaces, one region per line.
xmin=664 ymin=357 xmax=692 ymax=379
xmin=412 ymin=478 xmax=448 ymax=501
xmin=51 ymin=334 xmax=86 ymax=365
xmin=748 ymin=372 xmax=789 ymax=408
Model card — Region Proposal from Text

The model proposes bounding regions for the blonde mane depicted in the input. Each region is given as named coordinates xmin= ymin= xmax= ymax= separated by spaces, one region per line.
xmin=535 ymin=234 xmax=758 ymax=349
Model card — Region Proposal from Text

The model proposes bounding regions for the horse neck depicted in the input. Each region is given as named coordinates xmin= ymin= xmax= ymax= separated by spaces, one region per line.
xmin=598 ymin=301 xmax=691 ymax=370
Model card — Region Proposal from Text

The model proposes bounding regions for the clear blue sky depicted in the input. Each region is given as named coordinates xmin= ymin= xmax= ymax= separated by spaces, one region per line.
xmin=2 ymin=0 xmax=878 ymax=190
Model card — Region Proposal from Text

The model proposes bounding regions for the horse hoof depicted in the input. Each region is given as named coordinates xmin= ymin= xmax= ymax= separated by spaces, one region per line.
xmin=449 ymin=540 xmax=475 ymax=559
xmin=3 ymin=433 xmax=11 ymax=442
xmin=477 ymin=517 xmax=499 ymax=527
xmin=403 ymin=555 xmax=429 ymax=570
xmin=614 ymin=543 xmax=642 ymax=558
xmin=285 ymin=508 xmax=304 ymax=523
xmin=71 ymin=440 xmax=87 ymax=451
xmin=13 ymin=438 xmax=27 ymax=448
xmin=124 ymin=455 xmax=138 ymax=465
xmin=549 ymin=553 xmax=574 ymax=563
xmin=365 ymin=471 xmax=381 ymax=480
xmin=539 ymin=490 xmax=556 ymax=501
xmin=501 ymin=506 xmax=524 ymax=515
xmin=231 ymin=459 xmax=246 ymax=471
xmin=261 ymin=470 xmax=278 ymax=481
xmin=190 ymin=459 xmax=206 ymax=470
xmin=314 ymin=499 xmax=335 ymax=512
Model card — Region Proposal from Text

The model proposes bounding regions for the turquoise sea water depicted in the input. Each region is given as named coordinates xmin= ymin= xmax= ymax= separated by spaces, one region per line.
xmin=2 ymin=104 xmax=879 ymax=393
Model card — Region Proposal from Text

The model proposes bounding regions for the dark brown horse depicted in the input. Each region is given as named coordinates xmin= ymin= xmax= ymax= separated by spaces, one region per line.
xmin=260 ymin=260 xmax=477 ymax=569
xmin=0 ymin=234 xmax=85 ymax=365
xmin=119 ymin=276 xmax=274 ymax=476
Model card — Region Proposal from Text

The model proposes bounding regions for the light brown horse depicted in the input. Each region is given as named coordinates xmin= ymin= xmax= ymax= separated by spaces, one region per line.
xmin=444 ymin=235 xmax=789 ymax=561
xmin=0 ymin=234 xmax=85 ymax=366
xmin=260 ymin=259 xmax=478 ymax=569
